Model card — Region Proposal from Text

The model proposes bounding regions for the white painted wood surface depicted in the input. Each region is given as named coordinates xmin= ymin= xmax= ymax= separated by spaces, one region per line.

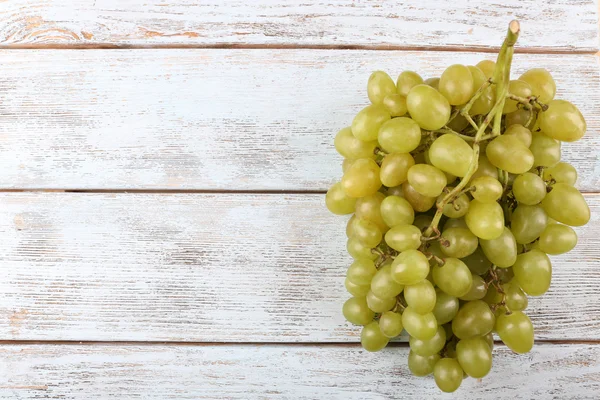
xmin=1 ymin=50 xmax=598 ymax=191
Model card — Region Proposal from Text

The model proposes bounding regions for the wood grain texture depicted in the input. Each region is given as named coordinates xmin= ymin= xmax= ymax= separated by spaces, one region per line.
xmin=0 ymin=192 xmax=598 ymax=342
xmin=1 ymin=50 xmax=599 ymax=191
xmin=0 ymin=1 xmax=598 ymax=51
xmin=0 ymin=343 xmax=598 ymax=399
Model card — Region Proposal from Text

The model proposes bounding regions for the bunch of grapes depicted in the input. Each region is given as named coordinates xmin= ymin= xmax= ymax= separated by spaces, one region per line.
xmin=325 ymin=21 xmax=590 ymax=393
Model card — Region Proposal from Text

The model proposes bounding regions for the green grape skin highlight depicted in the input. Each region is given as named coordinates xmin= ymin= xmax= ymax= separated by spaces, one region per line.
xmin=432 ymin=258 xmax=473 ymax=298
xmin=407 ymin=164 xmax=448 ymax=197
xmin=402 ymin=181 xmax=436 ymax=212
xmin=456 ymin=337 xmax=493 ymax=378
xmin=471 ymin=176 xmax=503 ymax=203
xmin=406 ymin=84 xmax=451 ymax=131
xmin=408 ymin=351 xmax=440 ymax=377
xmin=378 ymin=117 xmax=422 ymax=153
xmin=440 ymin=227 xmax=479 ymax=258
xmin=542 ymin=183 xmax=590 ymax=227
xmin=391 ymin=249 xmax=430 ymax=285
xmin=410 ymin=325 xmax=446 ymax=356
xmin=343 ymin=297 xmax=375 ymax=325
xmin=380 ymin=195 xmax=415 ymax=227
xmin=385 ymin=224 xmax=422 ymax=252
xmin=346 ymin=258 xmax=377 ymax=285
xmin=495 ymin=310 xmax=534 ymax=354
xmin=432 ymin=288 xmax=459 ymax=325
xmin=539 ymin=224 xmax=577 ymax=255
xmin=341 ymin=158 xmax=382 ymax=198
xmin=361 ymin=321 xmax=389 ymax=352
xmin=397 ymin=71 xmax=424 ymax=97
xmin=503 ymin=80 xmax=532 ymax=114
xmin=367 ymin=71 xmax=396 ymax=105
xmin=434 ymin=358 xmax=463 ymax=393
xmin=512 ymin=172 xmax=546 ymax=205
xmin=452 ymin=300 xmax=495 ymax=339
xmin=345 ymin=277 xmax=370 ymax=297
xmin=538 ymin=99 xmax=586 ymax=142
xmin=370 ymin=264 xmax=404 ymax=299
xmin=347 ymin=237 xmax=378 ymax=260
xmin=404 ymin=279 xmax=437 ymax=314
xmin=334 ymin=127 xmax=377 ymax=160
xmin=366 ymin=290 xmax=396 ymax=313
xmin=518 ymin=68 xmax=556 ymax=103
xmin=380 ymin=153 xmax=415 ymax=187
xmin=504 ymin=124 xmax=532 ymax=147
xmin=325 ymin=182 xmax=357 ymax=215
xmin=530 ymin=132 xmax=561 ymax=168
xmin=465 ymin=200 xmax=504 ymax=240
xmin=382 ymin=93 xmax=408 ymax=117
xmin=480 ymin=227 xmax=518 ymax=268
xmin=352 ymin=218 xmax=382 ymax=248
xmin=486 ymin=135 xmax=534 ymax=174
xmin=439 ymin=64 xmax=474 ymax=106
xmin=402 ymin=306 xmax=438 ymax=340
xmin=351 ymin=104 xmax=391 ymax=142
xmin=429 ymin=134 xmax=474 ymax=178
xmin=543 ymin=162 xmax=577 ymax=186
xmin=510 ymin=204 xmax=548 ymax=244
xmin=379 ymin=311 xmax=403 ymax=338
xmin=459 ymin=274 xmax=487 ymax=301
xmin=513 ymin=249 xmax=552 ymax=296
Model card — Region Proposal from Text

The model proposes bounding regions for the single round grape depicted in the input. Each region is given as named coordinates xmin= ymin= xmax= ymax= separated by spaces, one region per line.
xmin=407 ymin=164 xmax=448 ymax=197
xmin=429 ymin=134 xmax=474 ymax=177
xmin=368 ymin=71 xmax=396 ymax=105
xmin=543 ymin=162 xmax=577 ymax=186
xmin=351 ymin=105 xmax=391 ymax=142
xmin=424 ymin=77 xmax=440 ymax=90
xmin=513 ymin=249 xmax=552 ymax=296
xmin=355 ymin=192 xmax=388 ymax=232
xmin=380 ymin=195 xmax=414 ymax=227
xmin=484 ymin=332 xmax=494 ymax=350
xmin=397 ymin=71 xmax=424 ymax=97
xmin=346 ymin=258 xmax=377 ymax=285
xmin=440 ymin=227 xmax=478 ymax=258
xmin=470 ymin=155 xmax=499 ymax=183
xmin=346 ymin=214 xmax=357 ymax=238
xmin=530 ymin=132 xmax=561 ymax=168
xmin=439 ymin=64 xmax=474 ymax=106
xmin=504 ymin=79 xmax=532 ymax=114
xmin=476 ymin=60 xmax=495 ymax=78
xmin=433 ymin=258 xmax=473 ymax=297
xmin=402 ymin=307 xmax=438 ymax=340
xmin=345 ymin=277 xmax=370 ymax=297
xmin=378 ymin=117 xmax=422 ymax=153
xmin=352 ymin=218 xmax=382 ymax=248
xmin=480 ymin=227 xmax=518 ymax=268
xmin=371 ymin=264 xmax=404 ymax=299
xmin=361 ymin=321 xmax=389 ymax=352
xmin=511 ymin=204 xmax=548 ymax=244
xmin=468 ymin=65 xmax=495 ymax=116
xmin=432 ymin=288 xmax=459 ymax=325
xmin=538 ymin=100 xmax=586 ymax=142
xmin=452 ymin=300 xmax=495 ymax=339
xmin=462 ymin=246 xmax=492 ymax=276
xmin=539 ymin=224 xmax=577 ymax=255
xmin=385 ymin=224 xmax=422 ymax=252
xmin=325 ymin=182 xmax=357 ymax=215
xmin=408 ymin=351 xmax=440 ymax=377
xmin=471 ymin=176 xmax=503 ymax=203
xmin=465 ymin=200 xmax=504 ymax=240
xmin=504 ymin=124 xmax=532 ymax=147
xmin=518 ymin=68 xmax=556 ymax=103
xmin=504 ymin=281 xmax=529 ymax=311
xmin=402 ymin=181 xmax=436 ymax=212
xmin=347 ymin=237 xmax=378 ymax=260
xmin=447 ymin=114 xmax=470 ymax=132
xmin=512 ymin=172 xmax=547 ymax=205
xmin=382 ymin=93 xmax=408 ymax=117
xmin=486 ymin=135 xmax=534 ymax=174
xmin=406 ymin=84 xmax=451 ymax=130
xmin=438 ymin=191 xmax=470 ymax=219
xmin=379 ymin=311 xmax=403 ymax=338
xmin=343 ymin=297 xmax=375 ymax=325
xmin=404 ymin=279 xmax=436 ymax=314
xmin=459 ymin=274 xmax=487 ymax=301
xmin=410 ymin=325 xmax=446 ymax=356
xmin=366 ymin=290 xmax=396 ymax=313
xmin=506 ymin=108 xmax=537 ymax=129
xmin=495 ymin=310 xmax=534 ymax=354
xmin=334 ymin=127 xmax=377 ymax=160
xmin=342 ymin=158 xmax=353 ymax=173
xmin=391 ymin=249 xmax=429 ymax=285
xmin=542 ymin=183 xmax=590 ymax=226
xmin=434 ymin=358 xmax=463 ymax=393
xmin=456 ymin=337 xmax=493 ymax=378
xmin=341 ymin=158 xmax=382 ymax=198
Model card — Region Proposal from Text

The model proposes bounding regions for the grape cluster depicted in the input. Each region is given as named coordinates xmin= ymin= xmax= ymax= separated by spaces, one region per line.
xmin=325 ymin=22 xmax=590 ymax=393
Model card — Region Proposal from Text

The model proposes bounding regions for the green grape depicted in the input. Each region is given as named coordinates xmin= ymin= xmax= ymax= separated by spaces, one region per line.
xmin=439 ymin=64 xmax=474 ymax=106
xmin=482 ymin=283 xmax=502 ymax=305
xmin=513 ymin=249 xmax=552 ymax=296
xmin=468 ymin=65 xmax=495 ymax=116
xmin=470 ymin=176 xmax=503 ymax=203
xmin=325 ymin=182 xmax=357 ymax=215
xmin=510 ymin=204 xmax=548 ymax=244
xmin=434 ymin=358 xmax=463 ymax=393
xmin=432 ymin=288 xmax=459 ymax=325
xmin=447 ymin=114 xmax=470 ymax=132
xmin=382 ymin=93 xmax=408 ymax=117
xmin=480 ymin=227 xmax=517 ymax=268
xmin=380 ymin=195 xmax=415 ymax=227
xmin=432 ymin=258 xmax=473 ymax=297
xmin=351 ymin=105 xmax=391 ymax=142
xmin=504 ymin=281 xmax=529 ymax=311
xmin=346 ymin=215 xmax=357 ymax=238
xmin=404 ymin=279 xmax=437 ymax=314
xmin=361 ymin=321 xmax=389 ymax=352
xmin=342 ymin=158 xmax=353 ymax=173
xmin=386 ymin=185 xmax=404 ymax=197
xmin=504 ymin=124 xmax=532 ymax=147
xmin=407 ymin=164 xmax=448 ymax=197
xmin=495 ymin=310 xmax=534 ymax=354
xmin=465 ymin=200 xmax=504 ymax=240
xmin=378 ymin=117 xmax=422 ymax=153
xmin=345 ymin=277 xmax=370 ymax=297
xmin=334 ymin=127 xmax=377 ymax=160
xmin=505 ymin=108 xmax=537 ymax=129
xmin=352 ymin=218 xmax=382 ymax=248
xmin=456 ymin=337 xmax=493 ymax=378
xmin=503 ymin=79 xmax=532 ymax=114
xmin=402 ymin=307 xmax=438 ymax=340
xmin=406 ymin=84 xmax=451 ymax=130
xmin=459 ymin=274 xmax=487 ymax=301
xmin=543 ymin=162 xmax=577 ymax=186
xmin=486 ymin=135 xmax=534 ymax=174
xmin=347 ymin=237 xmax=378 ymax=260
xmin=439 ymin=191 xmax=470 ymax=218
xmin=512 ymin=172 xmax=546 ymax=205
xmin=368 ymin=71 xmax=396 ymax=105
xmin=410 ymin=325 xmax=446 ymax=356
xmin=343 ymin=297 xmax=375 ymax=325
xmin=355 ymin=192 xmax=388 ymax=232
xmin=429 ymin=134 xmax=474 ymax=177
xmin=469 ymin=155 xmax=499 ymax=183
xmin=443 ymin=217 xmax=467 ymax=231
xmin=440 ymin=227 xmax=478 ymax=258
xmin=452 ymin=300 xmax=495 ymax=339
xmin=402 ymin=181 xmax=436 ymax=212
xmin=379 ymin=311 xmax=403 ymax=338
xmin=397 ymin=71 xmax=424 ymax=97
xmin=443 ymin=323 xmax=454 ymax=340
xmin=542 ymin=183 xmax=590 ymax=226
xmin=518 ymin=68 xmax=556 ymax=103
xmin=341 ymin=158 xmax=382 ymax=198
xmin=462 ymin=247 xmax=492 ymax=276
xmin=496 ymin=267 xmax=515 ymax=284
xmin=385 ymin=224 xmax=422 ymax=252
xmin=538 ymin=100 xmax=586 ymax=142
xmin=346 ymin=258 xmax=377 ymax=285
xmin=366 ymin=290 xmax=396 ymax=313
xmin=530 ymin=132 xmax=561 ymax=168
xmin=391 ymin=249 xmax=430 ymax=285
xmin=424 ymin=77 xmax=440 ymax=90
xmin=413 ymin=214 xmax=433 ymax=232
xmin=483 ymin=332 xmax=494 ymax=351
xmin=539 ymin=223 xmax=577 ymax=255
xmin=476 ymin=60 xmax=495 ymax=78
xmin=371 ymin=264 xmax=404 ymax=299
xmin=408 ymin=351 xmax=440 ymax=377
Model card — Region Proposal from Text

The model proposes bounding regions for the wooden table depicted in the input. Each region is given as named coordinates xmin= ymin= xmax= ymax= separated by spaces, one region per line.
xmin=0 ymin=1 xmax=599 ymax=398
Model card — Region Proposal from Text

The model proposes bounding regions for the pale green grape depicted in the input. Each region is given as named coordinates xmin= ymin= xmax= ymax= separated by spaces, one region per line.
xmin=518 ymin=68 xmax=556 ymax=103
xmin=459 ymin=274 xmax=487 ymax=301
xmin=504 ymin=124 xmax=532 ymax=147
xmin=462 ymin=246 xmax=492 ymax=276
xmin=530 ymin=132 xmax=561 ymax=168
xmin=397 ymin=71 xmax=424 ymax=97
xmin=424 ymin=77 xmax=440 ymax=90
xmin=471 ymin=176 xmax=503 ymax=203
xmin=347 ymin=237 xmax=378 ymax=260
xmin=346 ymin=215 xmax=356 ymax=238
xmin=483 ymin=283 xmax=502 ymax=306
xmin=513 ymin=249 xmax=552 ymax=296
xmin=371 ymin=264 xmax=404 ymax=299
xmin=476 ymin=60 xmax=495 ymax=78
xmin=355 ymin=192 xmax=388 ymax=232
xmin=402 ymin=306 xmax=438 ymax=340
xmin=447 ymin=114 xmax=470 ymax=132
xmin=379 ymin=311 xmax=403 ymax=338
xmin=543 ymin=162 xmax=577 ymax=186
xmin=432 ymin=288 xmax=459 ymax=324
xmin=386 ymin=185 xmax=404 ymax=197
xmin=346 ymin=258 xmax=377 ymax=285
xmin=385 ymin=224 xmax=422 ymax=252
xmin=413 ymin=215 xmax=433 ymax=233
xmin=407 ymin=84 xmax=451 ymax=130
xmin=351 ymin=104 xmax=391 ymax=141
xmin=486 ymin=135 xmax=534 ymax=174
xmin=510 ymin=204 xmax=548 ymax=244
xmin=440 ymin=227 xmax=478 ymax=258
xmin=380 ymin=195 xmax=414 ymax=227
xmin=438 ymin=191 xmax=470 ymax=218
xmin=378 ymin=117 xmax=422 ymax=153
xmin=538 ymin=100 xmax=586 ymax=142
xmin=504 ymin=281 xmax=528 ymax=311
xmin=433 ymin=258 xmax=473 ymax=297
xmin=382 ymin=93 xmax=408 ymax=117
xmin=469 ymin=155 xmax=499 ymax=182
xmin=408 ymin=351 xmax=440 ymax=377
xmin=334 ymin=127 xmax=377 ymax=160
xmin=325 ymin=182 xmax=357 ymax=215
xmin=391 ymin=249 xmax=429 ymax=285
xmin=480 ymin=227 xmax=517 ymax=268
xmin=429 ymin=134 xmax=474 ymax=177
xmin=434 ymin=358 xmax=463 ymax=393
xmin=343 ymin=297 xmax=375 ymax=325
xmin=352 ymin=218 xmax=382 ymax=248
xmin=368 ymin=71 xmax=396 ymax=105
xmin=507 ymin=108 xmax=537 ymax=129
xmin=341 ymin=158 xmax=382 ymax=198
xmin=410 ymin=325 xmax=446 ymax=356
xmin=439 ymin=64 xmax=474 ymax=105
xmin=465 ymin=200 xmax=504 ymax=240
xmin=512 ymin=172 xmax=546 ymax=205
xmin=541 ymin=183 xmax=590 ymax=226
xmin=483 ymin=332 xmax=494 ymax=351
xmin=456 ymin=337 xmax=493 ymax=378
xmin=496 ymin=267 xmax=515 ymax=284
xmin=345 ymin=277 xmax=370 ymax=297
xmin=452 ymin=300 xmax=495 ymax=339
xmin=366 ymin=290 xmax=396 ymax=313
xmin=407 ymin=164 xmax=448 ymax=197
xmin=495 ymin=310 xmax=534 ymax=354
xmin=361 ymin=321 xmax=389 ymax=352
xmin=468 ymin=65 xmax=495 ymax=116
xmin=539 ymin=224 xmax=577 ymax=255
xmin=504 ymin=80 xmax=532 ymax=114
xmin=404 ymin=279 xmax=436 ymax=314
xmin=342 ymin=158 xmax=353 ymax=173
xmin=402 ymin=181 xmax=436 ymax=212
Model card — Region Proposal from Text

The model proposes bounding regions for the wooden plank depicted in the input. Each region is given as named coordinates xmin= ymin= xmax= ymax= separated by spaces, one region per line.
xmin=0 ymin=192 xmax=598 ymax=342
xmin=0 ymin=50 xmax=599 ymax=192
xmin=0 ymin=343 xmax=598 ymax=399
xmin=0 ymin=1 xmax=598 ymax=51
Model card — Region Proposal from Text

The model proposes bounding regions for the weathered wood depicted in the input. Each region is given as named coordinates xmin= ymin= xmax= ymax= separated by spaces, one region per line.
xmin=0 ymin=192 xmax=598 ymax=342
xmin=0 ymin=50 xmax=598 ymax=191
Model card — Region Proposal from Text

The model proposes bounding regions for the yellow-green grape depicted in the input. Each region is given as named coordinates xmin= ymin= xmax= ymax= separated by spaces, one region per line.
xmin=371 ymin=264 xmax=404 ymax=299
xmin=361 ymin=321 xmax=389 ymax=352
xmin=452 ymin=300 xmax=495 ymax=339
xmin=402 ymin=181 xmax=436 ymax=212
xmin=378 ymin=117 xmax=422 ymax=153
xmin=402 ymin=306 xmax=438 ymax=340
xmin=432 ymin=288 xmax=459 ymax=325
xmin=408 ymin=351 xmax=440 ymax=377
xmin=367 ymin=71 xmax=396 ymax=105
xmin=391 ymin=249 xmax=429 ymax=285
xmin=542 ymin=183 xmax=590 ymax=226
xmin=543 ymin=162 xmax=577 ymax=186
xmin=476 ymin=60 xmax=496 ymax=78
xmin=351 ymin=105 xmax=391 ymax=141
xmin=504 ymin=281 xmax=529 ymax=311
xmin=439 ymin=192 xmax=470 ymax=218
xmin=480 ymin=227 xmax=517 ymax=268
xmin=468 ymin=65 xmax=495 ymax=116
xmin=465 ymin=200 xmax=504 ymax=240
xmin=325 ymin=182 xmax=357 ymax=215
xmin=512 ymin=172 xmax=546 ymax=205
xmin=519 ymin=68 xmax=556 ymax=103
xmin=396 ymin=71 xmax=424 ymax=97
xmin=513 ymin=249 xmax=552 ymax=296
xmin=385 ymin=224 xmax=421 ymax=252
xmin=404 ymin=279 xmax=436 ymax=314
xmin=433 ymin=258 xmax=473 ymax=297
xmin=471 ymin=176 xmax=503 ymax=203
xmin=341 ymin=158 xmax=382 ymax=198
xmin=380 ymin=195 xmax=414 ymax=227
xmin=530 ymin=132 xmax=561 ymax=168
xmin=347 ymin=238 xmax=378 ymax=260
xmin=456 ymin=337 xmax=493 ymax=378
xmin=503 ymin=79 xmax=532 ymax=114
xmin=496 ymin=267 xmax=515 ymax=284
xmin=539 ymin=224 xmax=577 ymax=255
xmin=334 ymin=127 xmax=377 ymax=160
xmin=495 ymin=310 xmax=534 ymax=354
xmin=406 ymin=84 xmax=451 ymax=130
xmin=380 ymin=153 xmax=415 ymax=187
xmin=352 ymin=218 xmax=382 ymax=248
xmin=342 ymin=158 xmax=353 ymax=173
xmin=447 ymin=114 xmax=470 ymax=132
xmin=424 ymin=77 xmax=440 ymax=90
xmin=345 ymin=277 xmax=370 ymax=297
xmin=470 ymin=155 xmax=499 ymax=182
xmin=343 ymin=297 xmax=375 ymax=325
xmin=462 ymin=246 xmax=492 ymax=276
xmin=386 ymin=185 xmax=404 ymax=197
xmin=410 ymin=325 xmax=446 ymax=356
xmin=382 ymin=93 xmax=408 ymax=117
xmin=486 ymin=135 xmax=534 ymax=174
xmin=429 ymin=134 xmax=474 ymax=177
xmin=379 ymin=311 xmax=403 ymax=338
xmin=538 ymin=100 xmax=586 ymax=142
xmin=504 ymin=124 xmax=533 ymax=147
xmin=511 ymin=204 xmax=548 ymax=244
xmin=366 ymin=290 xmax=396 ymax=313
xmin=506 ymin=108 xmax=537 ymax=129
xmin=483 ymin=332 xmax=494 ymax=351
xmin=440 ymin=227 xmax=478 ymax=258
xmin=459 ymin=274 xmax=487 ymax=301
xmin=482 ymin=283 xmax=502 ymax=305
xmin=346 ymin=258 xmax=377 ymax=285
xmin=355 ymin=192 xmax=388 ymax=232
xmin=439 ymin=64 xmax=474 ymax=106
xmin=346 ymin=215 xmax=357 ymax=238
xmin=407 ymin=164 xmax=448 ymax=197
xmin=434 ymin=358 xmax=463 ymax=393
